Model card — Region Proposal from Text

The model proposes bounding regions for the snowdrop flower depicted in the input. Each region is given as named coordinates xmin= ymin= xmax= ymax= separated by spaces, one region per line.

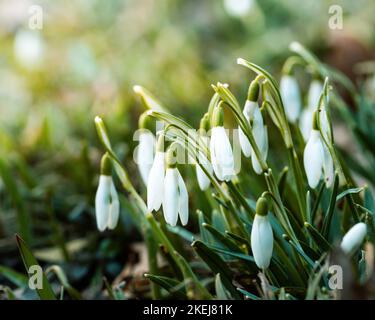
xmin=300 ymin=79 xmax=323 ymax=141
xmin=238 ymin=81 xmax=268 ymax=174
xmin=210 ymin=104 xmax=235 ymax=181
xmin=251 ymin=197 xmax=273 ymax=269
xmin=14 ymin=29 xmax=45 ymax=70
xmin=147 ymin=134 xmax=165 ymax=211
xmin=95 ymin=154 xmax=120 ymax=232
xmin=223 ymin=0 xmax=254 ymax=18
xmin=280 ymin=74 xmax=301 ymax=123
xmin=163 ymin=146 xmax=189 ymax=226
xmin=196 ymin=114 xmax=213 ymax=191
xmin=340 ymin=222 xmax=367 ymax=255
xmin=303 ymin=112 xmax=334 ymax=188
xmin=136 ymin=113 xmax=155 ymax=185
xmin=238 ymin=80 xmax=259 ymax=158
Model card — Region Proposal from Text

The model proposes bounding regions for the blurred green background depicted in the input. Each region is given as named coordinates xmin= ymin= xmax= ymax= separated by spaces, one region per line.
xmin=0 ymin=0 xmax=374 ymax=298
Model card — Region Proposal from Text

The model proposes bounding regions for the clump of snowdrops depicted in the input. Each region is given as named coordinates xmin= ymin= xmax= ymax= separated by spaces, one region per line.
xmin=14 ymin=43 xmax=374 ymax=300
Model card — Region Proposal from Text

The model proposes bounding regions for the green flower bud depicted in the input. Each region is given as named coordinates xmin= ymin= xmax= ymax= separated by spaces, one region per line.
xmin=247 ymin=80 xmax=260 ymax=102
xmin=256 ymin=196 xmax=268 ymax=216
xmin=100 ymin=153 xmax=112 ymax=176
xmin=212 ymin=103 xmax=224 ymax=127
xmin=166 ymin=144 xmax=177 ymax=168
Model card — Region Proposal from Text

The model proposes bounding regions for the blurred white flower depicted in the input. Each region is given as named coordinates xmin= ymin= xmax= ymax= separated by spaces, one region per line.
xmin=95 ymin=175 xmax=120 ymax=232
xmin=280 ymin=75 xmax=301 ymax=123
xmin=251 ymin=197 xmax=273 ymax=269
xmin=340 ymin=222 xmax=367 ymax=255
xmin=223 ymin=0 xmax=254 ymax=17
xmin=14 ymin=29 xmax=45 ymax=70
xmin=300 ymin=80 xmax=323 ymax=141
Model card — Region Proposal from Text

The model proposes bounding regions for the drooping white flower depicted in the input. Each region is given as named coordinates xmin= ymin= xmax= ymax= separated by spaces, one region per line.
xmin=196 ymin=141 xmax=213 ymax=191
xmin=238 ymin=81 xmax=268 ymax=174
xmin=136 ymin=113 xmax=155 ymax=185
xmin=210 ymin=105 xmax=235 ymax=181
xmin=300 ymin=80 xmax=323 ymax=141
xmin=251 ymin=197 xmax=273 ymax=269
xmin=223 ymin=0 xmax=254 ymax=18
xmin=280 ymin=75 xmax=301 ymax=123
xmin=251 ymin=114 xmax=268 ymax=175
xmin=304 ymin=128 xmax=334 ymax=189
xmin=14 ymin=29 xmax=45 ymax=70
xmin=163 ymin=147 xmax=189 ymax=226
xmin=195 ymin=114 xmax=213 ymax=191
xmin=304 ymin=129 xmax=324 ymax=189
xmin=147 ymin=135 xmax=165 ymax=211
xmin=300 ymin=108 xmax=314 ymax=141
xmin=307 ymin=80 xmax=323 ymax=109
xmin=95 ymin=155 xmax=120 ymax=232
xmin=340 ymin=222 xmax=367 ymax=255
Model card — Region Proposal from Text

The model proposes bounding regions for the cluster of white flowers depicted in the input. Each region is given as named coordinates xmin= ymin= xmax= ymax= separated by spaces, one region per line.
xmin=93 ymin=69 xmax=367 ymax=269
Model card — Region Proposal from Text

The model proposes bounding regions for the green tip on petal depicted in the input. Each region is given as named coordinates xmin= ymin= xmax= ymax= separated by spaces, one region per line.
xmin=100 ymin=153 xmax=112 ymax=176
xmin=156 ymin=133 xmax=165 ymax=152
xmin=212 ymin=103 xmax=224 ymax=127
xmin=166 ymin=144 xmax=177 ymax=168
xmin=247 ymin=80 xmax=260 ymax=102
xmin=256 ymin=196 xmax=268 ymax=216
xmin=199 ymin=113 xmax=210 ymax=132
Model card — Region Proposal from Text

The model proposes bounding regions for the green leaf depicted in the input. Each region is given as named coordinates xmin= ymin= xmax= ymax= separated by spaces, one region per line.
xmin=336 ymin=186 xmax=365 ymax=202
xmin=192 ymin=240 xmax=240 ymax=299
xmin=144 ymin=274 xmax=187 ymax=299
xmin=215 ymin=274 xmax=231 ymax=300
xmin=203 ymin=223 xmax=243 ymax=253
xmin=304 ymin=222 xmax=332 ymax=252
xmin=237 ymin=287 xmax=260 ymax=300
xmin=16 ymin=235 xmax=56 ymax=300
xmin=322 ymin=173 xmax=339 ymax=238
xmin=0 ymin=265 xmax=29 ymax=288
xmin=133 ymin=85 xmax=167 ymax=112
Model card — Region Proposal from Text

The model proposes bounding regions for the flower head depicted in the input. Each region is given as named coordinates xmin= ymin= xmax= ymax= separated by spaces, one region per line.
xmin=163 ymin=146 xmax=189 ymax=226
xmin=136 ymin=113 xmax=155 ymax=185
xmin=147 ymin=134 xmax=166 ymax=211
xmin=340 ymin=222 xmax=367 ymax=255
xmin=280 ymin=74 xmax=301 ymax=123
xmin=210 ymin=104 xmax=235 ymax=181
xmin=251 ymin=197 xmax=273 ymax=269
xmin=95 ymin=154 xmax=120 ymax=232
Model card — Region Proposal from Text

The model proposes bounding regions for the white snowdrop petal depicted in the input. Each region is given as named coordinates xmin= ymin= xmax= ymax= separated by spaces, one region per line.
xmin=177 ymin=171 xmax=189 ymax=226
xmin=210 ymin=128 xmax=223 ymax=181
xmin=147 ymin=151 xmax=165 ymax=211
xmin=95 ymin=175 xmax=112 ymax=232
xmin=340 ymin=222 xmax=367 ymax=254
xmin=308 ymin=80 xmax=323 ymax=109
xmin=196 ymin=151 xmax=212 ymax=191
xmin=137 ymin=131 xmax=155 ymax=185
xmin=280 ymin=75 xmax=301 ymax=123
xmin=238 ymin=126 xmax=251 ymax=157
xmin=107 ymin=182 xmax=120 ymax=230
xmin=304 ymin=130 xmax=324 ymax=188
xmin=163 ymin=168 xmax=179 ymax=227
xmin=251 ymin=214 xmax=273 ymax=269
xmin=299 ymin=108 xmax=314 ymax=142
xmin=214 ymin=126 xmax=235 ymax=181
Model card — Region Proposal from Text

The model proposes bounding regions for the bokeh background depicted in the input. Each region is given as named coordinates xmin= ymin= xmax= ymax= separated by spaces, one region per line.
xmin=0 ymin=0 xmax=374 ymax=298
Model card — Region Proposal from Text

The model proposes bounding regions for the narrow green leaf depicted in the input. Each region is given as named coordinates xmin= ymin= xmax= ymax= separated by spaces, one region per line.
xmin=16 ymin=235 xmax=56 ymax=300
xmin=304 ymin=223 xmax=332 ymax=252
xmin=144 ymin=274 xmax=187 ymax=299
xmin=322 ymin=173 xmax=339 ymax=237
xmin=336 ymin=186 xmax=365 ymax=202
xmin=0 ymin=265 xmax=29 ymax=288
xmin=215 ymin=274 xmax=231 ymax=300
